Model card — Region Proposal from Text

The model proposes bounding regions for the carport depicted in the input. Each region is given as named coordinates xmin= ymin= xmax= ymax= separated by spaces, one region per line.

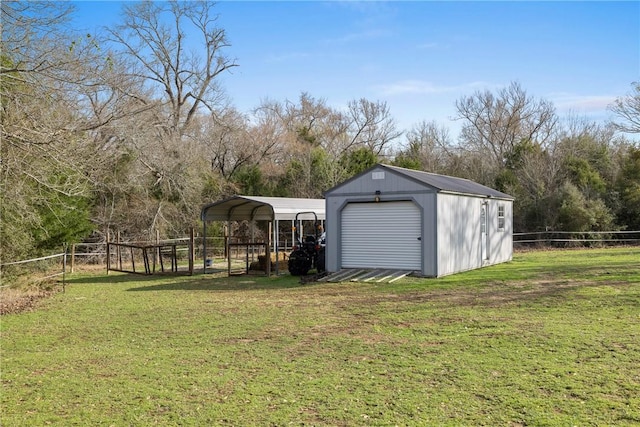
xmin=200 ymin=196 xmax=325 ymax=275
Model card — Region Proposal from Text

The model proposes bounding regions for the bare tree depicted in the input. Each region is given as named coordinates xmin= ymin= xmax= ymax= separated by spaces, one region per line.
xmin=108 ymin=0 xmax=237 ymax=138
xmin=455 ymin=81 xmax=558 ymax=169
xmin=249 ymin=94 xmax=405 ymax=194
xmin=268 ymin=93 xmax=347 ymax=151
xmin=609 ymin=81 xmax=640 ymax=135
xmin=1 ymin=1 xmax=102 ymax=258
xmin=1 ymin=1 xmax=77 ymax=78
xmin=346 ymin=98 xmax=403 ymax=156
xmin=401 ymin=120 xmax=453 ymax=172
xmin=203 ymin=108 xmax=281 ymax=183
xmin=250 ymin=94 xmax=352 ymax=192
xmin=93 ymin=1 xmax=239 ymax=237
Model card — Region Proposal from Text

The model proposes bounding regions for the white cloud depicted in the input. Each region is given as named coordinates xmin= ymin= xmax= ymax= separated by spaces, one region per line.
xmin=549 ymin=93 xmax=617 ymax=112
xmin=322 ymin=28 xmax=392 ymax=45
xmin=374 ymin=80 xmax=493 ymax=96
xmin=416 ymin=42 xmax=447 ymax=50
xmin=265 ymin=51 xmax=314 ymax=63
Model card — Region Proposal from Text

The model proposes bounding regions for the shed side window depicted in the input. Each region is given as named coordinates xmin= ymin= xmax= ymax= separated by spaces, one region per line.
xmin=498 ymin=205 xmax=505 ymax=231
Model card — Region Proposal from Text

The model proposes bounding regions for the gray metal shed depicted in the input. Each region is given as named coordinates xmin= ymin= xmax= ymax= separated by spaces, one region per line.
xmin=324 ymin=164 xmax=514 ymax=277
xmin=200 ymin=196 xmax=325 ymax=274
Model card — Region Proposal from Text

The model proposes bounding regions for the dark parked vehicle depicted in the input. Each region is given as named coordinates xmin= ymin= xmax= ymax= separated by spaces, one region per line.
xmin=288 ymin=212 xmax=325 ymax=276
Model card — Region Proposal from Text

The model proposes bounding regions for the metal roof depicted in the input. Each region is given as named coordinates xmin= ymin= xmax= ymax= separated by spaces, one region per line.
xmin=201 ymin=196 xmax=325 ymax=222
xmin=325 ymin=164 xmax=514 ymax=200
xmin=382 ymin=164 xmax=514 ymax=199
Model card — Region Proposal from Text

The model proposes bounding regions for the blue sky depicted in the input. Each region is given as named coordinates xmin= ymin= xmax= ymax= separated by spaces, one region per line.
xmin=73 ymin=1 xmax=639 ymax=138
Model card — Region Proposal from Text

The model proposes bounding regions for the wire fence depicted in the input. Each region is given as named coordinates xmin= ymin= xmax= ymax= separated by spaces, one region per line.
xmin=2 ymin=230 xmax=637 ymax=287
xmin=513 ymin=230 xmax=640 ymax=248
xmin=70 ymin=237 xmax=299 ymax=273
xmin=0 ymin=251 xmax=68 ymax=291
xmin=70 ymin=237 xmax=226 ymax=273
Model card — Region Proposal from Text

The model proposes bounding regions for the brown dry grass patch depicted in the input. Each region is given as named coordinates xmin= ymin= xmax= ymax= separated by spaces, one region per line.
xmin=0 ymin=285 xmax=61 ymax=315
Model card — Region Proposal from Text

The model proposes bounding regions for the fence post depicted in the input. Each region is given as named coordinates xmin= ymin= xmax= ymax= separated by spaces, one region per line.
xmin=117 ymin=231 xmax=122 ymax=271
xmin=70 ymin=243 xmax=76 ymax=273
xmin=155 ymin=229 xmax=160 ymax=273
xmin=106 ymin=230 xmax=111 ymax=275
xmin=245 ymin=243 xmax=249 ymax=274
xmin=189 ymin=227 xmax=194 ymax=276
xmin=62 ymin=243 xmax=67 ymax=293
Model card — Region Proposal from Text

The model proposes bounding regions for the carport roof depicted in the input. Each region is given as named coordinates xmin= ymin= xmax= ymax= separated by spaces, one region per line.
xmin=201 ymin=196 xmax=325 ymax=222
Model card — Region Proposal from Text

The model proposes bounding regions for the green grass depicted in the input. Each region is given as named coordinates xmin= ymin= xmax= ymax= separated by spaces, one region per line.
xmin=2 ymin=247 xmax=639 ymax=426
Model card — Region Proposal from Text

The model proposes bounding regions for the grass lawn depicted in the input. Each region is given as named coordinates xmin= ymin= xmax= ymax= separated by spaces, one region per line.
xmin=1 ymin=247 xmax=639 ymax=426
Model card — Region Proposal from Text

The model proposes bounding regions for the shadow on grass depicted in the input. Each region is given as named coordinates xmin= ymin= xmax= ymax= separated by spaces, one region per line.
xmin=64 ymin=266 xmax=315 ymax=292
xmin=64 ymin=273 xmax=168 ymax=285
xmin=125 ymin=274 xmax=304 ymax=292
xmin=65 ymin=268 xmax=232 ymax=286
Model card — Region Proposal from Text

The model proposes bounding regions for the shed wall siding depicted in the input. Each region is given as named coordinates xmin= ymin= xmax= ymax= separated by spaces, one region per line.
xmin=436 ymin=195 xmax=514 ymax=277
xmin=436 ymin=193 xmax=483 ymax=276
xmin=488 ymin=199 xmax=513 ymax=265
xmin=325 ymin=168 xmax=431 ymax=196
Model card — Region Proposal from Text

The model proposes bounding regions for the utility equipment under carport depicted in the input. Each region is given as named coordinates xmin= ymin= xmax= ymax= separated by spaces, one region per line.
xmin=200 ymin=196 xmax=325 ymax=275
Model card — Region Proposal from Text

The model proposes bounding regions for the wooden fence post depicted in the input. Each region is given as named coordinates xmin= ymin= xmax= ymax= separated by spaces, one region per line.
xmin=117 ymin=231 xmax=122 ymax=271
xmin=189 ymin=227 xmax=194 ymax=276
xmin=155 ymin=229 xmax=160 ymax=273
xmin=106 ymin=229 xmax=111 ymax=275
xmin=62 ymin=243 xmax=67 ymax=293
xmin=70 ymin=243 xmax=76 ymax=274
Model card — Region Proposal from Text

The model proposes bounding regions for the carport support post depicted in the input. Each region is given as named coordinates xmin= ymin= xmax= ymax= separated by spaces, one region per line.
xmin=266 ymin=222 xmax=271 ymax=277
xmin=227 ymin=220 xmax=232 ymax=276
xmin=274 ymin=219 xmax=279 ymax=275
xmin=251 ymin=221 xmax=255 ymax=262
xmin=202 ymin=221 xmax=207 ymax=274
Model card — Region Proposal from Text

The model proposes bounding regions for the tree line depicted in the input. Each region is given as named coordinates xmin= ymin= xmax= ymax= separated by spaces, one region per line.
xmin=2 ymin=1 xmax=639 ymax=262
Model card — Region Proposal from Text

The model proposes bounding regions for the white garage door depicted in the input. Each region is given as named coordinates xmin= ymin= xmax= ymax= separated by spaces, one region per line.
xmin=341 ymin=201 xmax=422 ymax=270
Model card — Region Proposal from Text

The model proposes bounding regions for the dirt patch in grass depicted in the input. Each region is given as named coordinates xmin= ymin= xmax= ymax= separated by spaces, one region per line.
xmin=324 ymin=278 xmax=633 ymax=313
xmin=0 ymin=286 xmax=61 ymax=315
